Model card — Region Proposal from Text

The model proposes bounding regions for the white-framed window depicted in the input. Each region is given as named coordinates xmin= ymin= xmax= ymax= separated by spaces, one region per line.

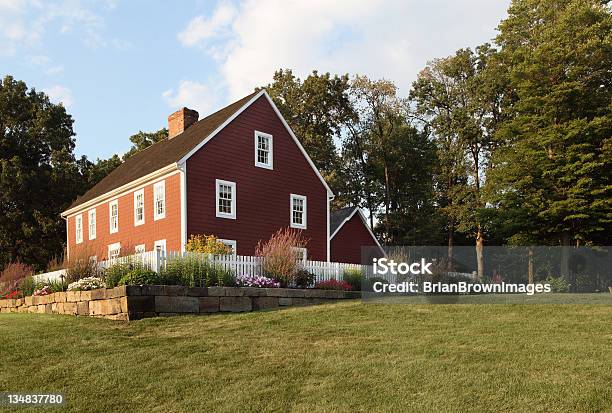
xmin=75 ymin=214 xmax=83 ymax=244
xmin=154 ymin=180 xmax=166 ymax=220
xmin=216 ymin=179 xmax=236 ymax=219
xmin=254 ymin=131 xmax=273 ymax=169
xmin=218 ymin=239 xmax=237 ymax=255
xmin=290 ymin=194 xmax=307 ymax=229
xmin=89 ymin=256 xmax=97 ymax=264
xmin=135 ymin=244 xmax=146 ymax=254
xmin=108 ymin=242 xmax=121 ymax=260
xmin=154 ymin=239 xmax=166 ymax=256
xmin=88 ymin=209 xmax=96 ymax=240
xmin=109 ymin=199 xmax=119 ymax=233
xmin=292 ymin=247 xmax=307 ymax=263
xmin=134 ymin=189 xmax=145 ymax=226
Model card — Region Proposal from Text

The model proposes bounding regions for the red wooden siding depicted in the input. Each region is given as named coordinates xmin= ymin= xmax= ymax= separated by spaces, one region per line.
xmin=186 ymin=95 xmax=328 ymax=260
xmin=66 ymin=173 xmax=182 ymax=260
xmin=331 ymin=214 xmax=380 ymax=264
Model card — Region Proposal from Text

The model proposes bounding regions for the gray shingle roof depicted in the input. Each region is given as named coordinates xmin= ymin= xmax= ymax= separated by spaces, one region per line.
xmin=67 ymin=91 xmax=259 ymax=210
xmin=330 ymin=207 xmax=358 ymax=234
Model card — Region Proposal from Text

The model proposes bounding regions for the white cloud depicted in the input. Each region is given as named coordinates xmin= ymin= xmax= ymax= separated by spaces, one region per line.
xmin=44 ymin=85 xmax=74 ymax=108
xmin=162 ymin=80 xmax=220 ymax=115
xmin=45 ymin=65 xmax=64 ymax=75
xmin=0 ymin=0 xmax=127 ymax=55
xmin=177 ymin=0 xmax=510 ymax=103
xmin=26 ymin=54 xmax=64 ymax=75
xmin=178 ymin=1 xmax=237 ymax=47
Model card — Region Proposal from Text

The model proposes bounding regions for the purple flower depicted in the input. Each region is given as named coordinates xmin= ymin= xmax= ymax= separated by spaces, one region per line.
xmin=235 ymin=275 xmax=280 ymax=288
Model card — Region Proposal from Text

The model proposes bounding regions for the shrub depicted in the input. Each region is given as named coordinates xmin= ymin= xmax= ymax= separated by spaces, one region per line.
xmin=65 ymin=252 xmax=100 ymax=283
xmin=103 ymin=263 xmax=132 ymax=288
xmin=544 ymin=275 xmax=570 ymax=293
xmin=67 ymin=277 xmax=106 ymax=291
xmin=119 ymin=268 xmax=159 ymax=286
xmin=1 ymin=290 xmax=20 ymax=299
xmin=235 ymin=275 xmax=280 ymax=288
xmin=294 ymin=269 xmax=315 ymax=288
xmin=160 ymin=256 xmax=235 ymax=287
xmin=256 ymin=227 xmax=308 ymax=287
xmin=343 ymin=268 xmax=363 ymax=291
xmin=47 ymin=279 xmax=69 ymax=293
xmin=33 ymin=286 xmax=53 ymax=296
xmin=19 ymin=276 xmax=36 ymax=297
xmin=186 ymin=234 xmax=232 ymax=255
xmin=0 ymin=260 xmax=34 ymax=293
xmin=314 ymin=279 xmax=352 ymax=291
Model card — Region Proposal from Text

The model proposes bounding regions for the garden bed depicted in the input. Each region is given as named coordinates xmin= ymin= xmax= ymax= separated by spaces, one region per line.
xmin=0 ymin=285 xmax=361 ymax=321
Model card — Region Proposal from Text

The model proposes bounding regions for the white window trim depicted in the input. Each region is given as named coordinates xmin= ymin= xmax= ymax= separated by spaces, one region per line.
xmin=109 ymin=199 xmax=119 ymax=234
xmin=292 ymin=247 xmax=307 ymax=263
xmin=135 ymin=244 xmax=146 ymax=254
xmin=254 ymin=131 xmax=273 ymax=169
xmin=88 ymin=209 xmax=96 ymax=240
xmin=134 ymin=189 xmax=145 ymax=226
xmin=75 ymin=214 xmax=83 ymax=244
xmin=215 ymin=179 xmax=236 ymax=219
xmin=154 ymin=180 xmax=166 ymax=221
xmin=218 ymin=239 xmax=237 ymax=255
xmin=108 ymin=242 xmax=121 ymax=260
xmin=290 ymin=194 xmax=307 ymax=229
xmin=154 ymin=239 xmax=167 ymax=256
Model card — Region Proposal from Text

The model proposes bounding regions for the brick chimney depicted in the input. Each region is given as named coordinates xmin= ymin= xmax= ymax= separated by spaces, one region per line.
xmin=168 ymin=107 xmax=199 ymax=139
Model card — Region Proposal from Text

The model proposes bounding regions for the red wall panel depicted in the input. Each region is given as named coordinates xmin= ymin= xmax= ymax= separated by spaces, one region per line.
xmin=66 ymin=173 xmax=182 ymax=260
xmin=331 ymin=213 xmax=380 ymax=264
xmin=186 ymin=95 xmax=328 ymax=260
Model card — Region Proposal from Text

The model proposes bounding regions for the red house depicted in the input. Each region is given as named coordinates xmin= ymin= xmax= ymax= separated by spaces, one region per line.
xmin=330 ymin=207 xmax=384 ymax=264
xmin=61 ymin=90 xmax=333 ymax=262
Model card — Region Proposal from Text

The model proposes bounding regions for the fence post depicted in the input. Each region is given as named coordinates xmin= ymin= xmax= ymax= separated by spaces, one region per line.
xmin=153 ymin=249 xmax=160 ymax=273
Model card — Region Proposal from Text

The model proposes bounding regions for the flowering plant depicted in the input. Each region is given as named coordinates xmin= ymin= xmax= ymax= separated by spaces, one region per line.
xmin=314 ymin=279 xmax=352 ymax=291
xmin=1 ymin=290 xmax=20 ymax=299
xmin=235 ymin=275 xmax=280 ymax=288
xmin=67 ymin=277 xmax=106 ymax=291
xmin=33 ymin=286 xmax=53 ymax=296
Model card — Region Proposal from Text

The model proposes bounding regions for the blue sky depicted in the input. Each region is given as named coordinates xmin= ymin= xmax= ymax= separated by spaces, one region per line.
xmin=0 ymin=0 xmax=510 ymax=160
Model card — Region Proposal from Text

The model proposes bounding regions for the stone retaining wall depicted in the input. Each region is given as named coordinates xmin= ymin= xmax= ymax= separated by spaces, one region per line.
xmin=0 ymin=286 xmax=361 ymax=321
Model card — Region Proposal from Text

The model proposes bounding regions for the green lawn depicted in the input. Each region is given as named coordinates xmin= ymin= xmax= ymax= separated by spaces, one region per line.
xmin=1 ymin=302 xmax=611 ymax=412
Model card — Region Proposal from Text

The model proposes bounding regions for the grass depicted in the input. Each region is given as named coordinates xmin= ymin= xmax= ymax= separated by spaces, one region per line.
xmin=0 ymin=302 xmax=611 ymax=412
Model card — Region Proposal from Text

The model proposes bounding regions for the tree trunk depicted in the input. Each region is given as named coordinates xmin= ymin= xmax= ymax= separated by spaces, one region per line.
xmin=560 ymin=232 xmax=573 ymax=291
xmin=447 ymin=230 xmax=454 ymax=271
xmin=383 ymin=163 xmax=391 ymax=244
xmin=528 ymin=247 xmax=534 ymax=284
xmin=476 ymin=225 xmax=484 ymax=279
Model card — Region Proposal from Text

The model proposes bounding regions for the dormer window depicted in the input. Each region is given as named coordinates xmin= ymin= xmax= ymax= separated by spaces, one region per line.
xmin=254 ymin=131 xmax=273 ymax=169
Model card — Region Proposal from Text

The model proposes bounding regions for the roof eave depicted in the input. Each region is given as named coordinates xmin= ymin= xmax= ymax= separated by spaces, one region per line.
xmin=61 ymin=162 xmax=179 ymax=218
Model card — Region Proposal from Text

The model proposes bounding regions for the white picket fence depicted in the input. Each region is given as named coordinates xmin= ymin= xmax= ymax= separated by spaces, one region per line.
xmin=96 ymin=250 xmax=365 ymax=283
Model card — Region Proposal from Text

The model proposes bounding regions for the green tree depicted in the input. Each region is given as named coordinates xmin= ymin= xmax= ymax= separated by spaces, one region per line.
xmin=488 ymin=0 xmax=612 ymax=251
xmin=341 ymin=76 xmax=441 ymax=245
xmin=410 ymin=46 xmax=505 ymax=275
xmin=261 ymin=69 xmax=355 ymax=180
xmin=0 ymin=76 xmax=82 ymax=270
xmin=343 ymin=76 xmax=405 ymax=237
xmin=122 ymin=128 xmax=168 ymax=160
xmin=77 ymin=154 xmax=123 ymax=189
